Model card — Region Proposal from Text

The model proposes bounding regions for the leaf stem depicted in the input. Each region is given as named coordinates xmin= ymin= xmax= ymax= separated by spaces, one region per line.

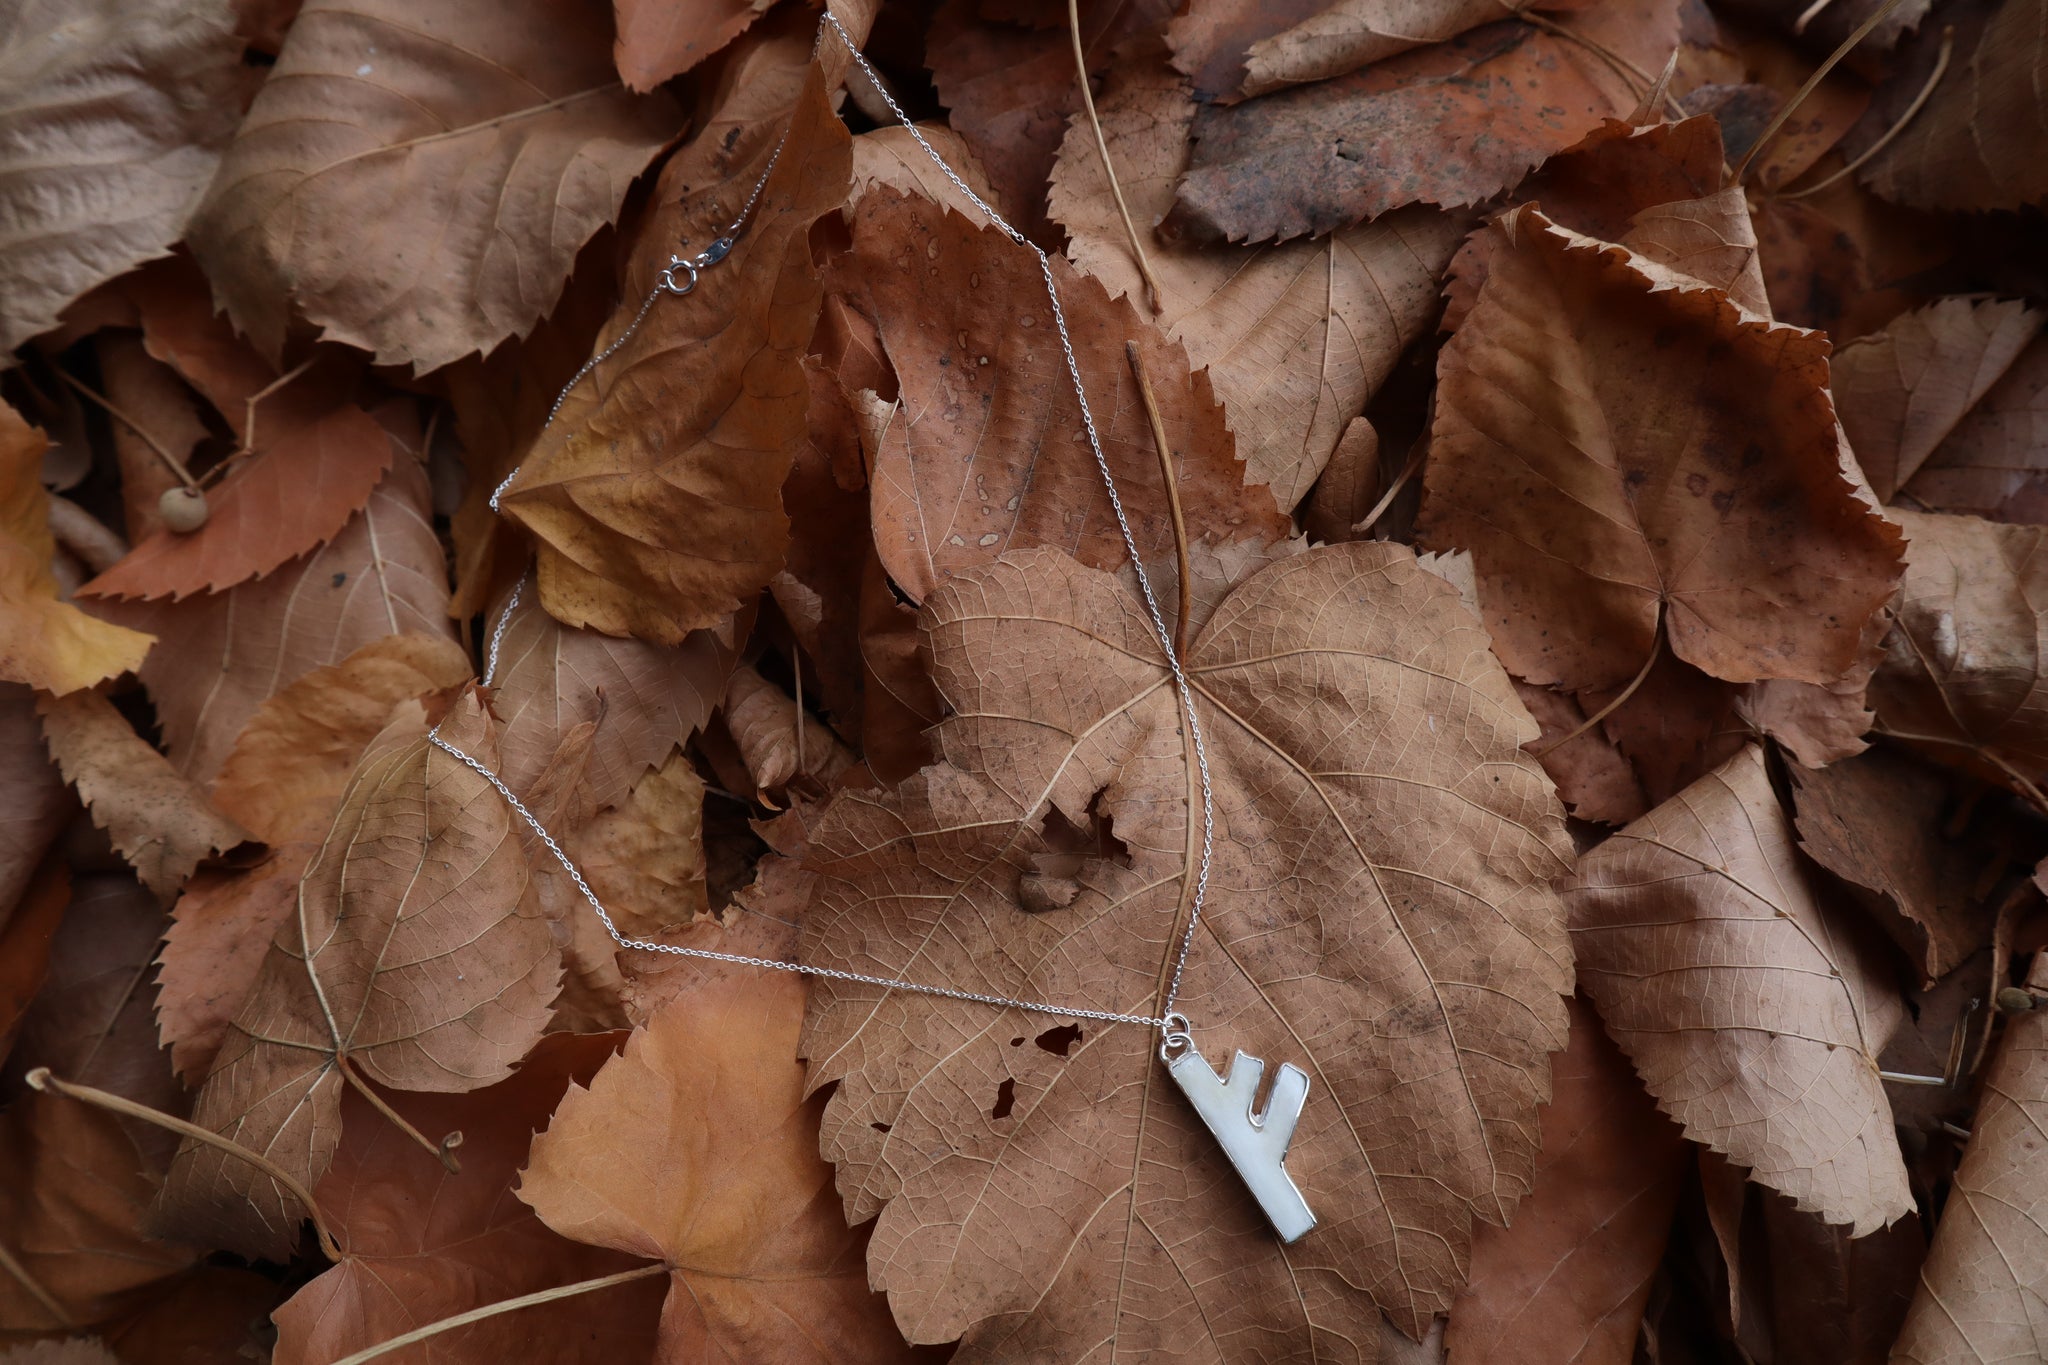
xmin=336 ymin=1054 xmax=464 ymax=1173
xmin=205 ymin=355 xmax=320 ymax=488
xmin=24 ymin=1067 xmax=343 ymax=1261
xmin=1125 ymin=341 xmax=1190 ymax=657
xmin=1070 ymin=0 xmax=1163 ymax=314
xmin=1734 ymin=0 xmax=1913 ymax=185
xmin=1530 ymin=606 xmax=1664 ymax=759
xmin=1351 ymin=444 xmax=1426 ymax=538
xmin=1779 ymin=26 xmax=1953 ymax=201
xmin=329 ymin=1262 xmax=668 ymax=1365
xmin=52 ymin=369 xmax=201 ymax=493
xmin=0 ymin=1233 xmax=75 ymax=1328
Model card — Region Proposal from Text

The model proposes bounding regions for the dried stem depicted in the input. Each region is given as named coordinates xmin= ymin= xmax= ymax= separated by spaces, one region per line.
xmin=1871 ymin=725 xmax=2048 ymax=820
xmin=330 ymin=1263 xmax=669 ymax=1365
xmin=52 ymin=368 xmax=201 ymax=493
xmin=793 ymin=647 xmax=807 ymax=774
xmin=204 ymin=355 xmax=319 ymax=488
xmin=336 ymin=1054 xmax=464 ymax=1173
xmin=1781 ymin=26 xmax=1953 ymax=200
xmin=1070 ymin=0 xmax=1164 ymax=314
xmin=25 ymin=1067 xmax=343 ymax=1261
xmin=1530 ymin=607 xmax=1665 ymax=759
xmin=1125 ymin=341 xmax=1190 ymax=657
xmin=0 ymin=1235 xmax=74 ymax=1328
xmin=1351 ymin=445 xmax=1426 ymax=538
xmin=46 ymin=496 xmax=129 ymax=574
xmin=1734 ymin=0 xmax=1914 ymax=185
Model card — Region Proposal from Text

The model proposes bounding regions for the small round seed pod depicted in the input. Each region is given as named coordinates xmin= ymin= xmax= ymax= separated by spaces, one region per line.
xmin=159 ymin=486 xmax=209 ymax=533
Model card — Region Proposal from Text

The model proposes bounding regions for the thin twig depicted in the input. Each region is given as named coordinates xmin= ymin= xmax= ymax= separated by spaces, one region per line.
xmin=1530 ymin=608 xmax=1665 ymax=759
xmin=1070 ymin=0 xmax=1164 ymax=314
xmin=26 ymin=1067 xmax=343 ymax=1261
xmin=1125 ymin=342 xmax=1190 ymax=657
xmin=330 ymin=1263 xmax=669 ymax=1365
xmin=52 ymin=369 xmax=200 ymax=493
xmin=1872 ymin=725 xmax=2048 ymax=819
xmin=336 ymin=1054 xmax=463 ymax=1173
xmin=1734 ymin=0 xmax=1914 ymax=185
xmin=0 ymin=1235 xmax=74 ymax=1328
xmin=202 ymin=355 xmax=320 ymax=488
xmin=1781 ymin=26 xmax=1953 ymax=200
xmin=1350 ymin=445 xmax=1427 ymax=538
xmin=46 ymin=496 xmax=129 ymax=574
xmin=793 ymin=648 xmax=807 ymax=775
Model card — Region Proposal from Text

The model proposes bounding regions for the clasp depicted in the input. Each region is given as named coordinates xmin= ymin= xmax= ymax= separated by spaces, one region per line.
xmin=657 ymin=236 xmax=737 ymax=296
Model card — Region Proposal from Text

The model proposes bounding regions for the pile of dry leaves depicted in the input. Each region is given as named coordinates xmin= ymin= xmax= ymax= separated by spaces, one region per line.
xmin=1 ymin=0 xmax=2045 ymax=1359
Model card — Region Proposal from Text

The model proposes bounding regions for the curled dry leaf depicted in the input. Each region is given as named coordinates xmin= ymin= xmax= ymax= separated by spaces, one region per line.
xmin=1833 ymin=297 xmax=2044 ymax=502
xmin=1845 ymin=0 xmax=2048 ymax=213
xmin=498 ymin=59 xmax=850 ymax=642
xmin=1891 ymin=952 xmax=2048 ymax=1363
xmin=187 ymin=0 xmax=681 ymax=371
xmin=1048 ymin=45 xmax=1462 ymax=509
xmin=1165 ymin=0 xmax=1683 ymax=244
xmin=0 ymin=406 xmax=151 ymax=697
xmin=1904 ymin=335 xmax=2048 ymax=524
xmin=519 ymin=971 xmax=911 ymax=1363
xmin=721 ymin=662 xmax=856 ymax=794
xmin=272 ymin=1033 xmax=665 ymax=1365
xmin=802 ymin=542 xmax=1574 ymax=1353
xmin=35 ymin=689 xmax=251 ymax=902
xmin=1418 ymin=207 xmax=1904 ymax=692
xmin=1787 ymin=747 xmax=1999 ymax=984
xmin=86 ymin=458 xmax=453 ymax=784
xmin=487 ymin=577 xmax=732 ymax=817
xmin=925 ymin=0 xmax=1175 ymax=246
xmin=1565 ymin=746 xmax=1914 ymax=1235
xmin=154 ymin=689 xmax=556 ymax=1260
xmin=159 ymin=634 xmax=475 ymax=1082
xmin=1868 ymin=509 xmax=2048 ymax=796
xmin=1238 ymin=0 xmax=1587 ymax=99
xmin=832 ymin=191 xmax=1287 ymax=604
xmin=1444 ymin=997 xmax=1687 ymax=1365
xmin=850 ymin=122 xmax=1000 ymax=229
xmin=0 ymin=0 xmax=245 ymax=353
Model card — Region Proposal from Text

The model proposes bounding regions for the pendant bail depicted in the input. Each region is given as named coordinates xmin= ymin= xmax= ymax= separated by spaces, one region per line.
xmin=1158 ymin=1011 xmax=1194 ymax=1062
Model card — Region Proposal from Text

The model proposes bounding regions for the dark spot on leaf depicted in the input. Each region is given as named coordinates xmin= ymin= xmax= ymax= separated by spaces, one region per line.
xmin=871 ymin=1121 xmax=891 ymax=1133
xmin=1035 ymin=1024 xmax=1082 ymax=1057
xmin=331 ymin=572 xmax=348 ymax=587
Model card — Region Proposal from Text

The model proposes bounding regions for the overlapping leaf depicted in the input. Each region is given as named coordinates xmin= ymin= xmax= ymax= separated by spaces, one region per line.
xmin=801 ymin=541 xmax=1574 ymax=1354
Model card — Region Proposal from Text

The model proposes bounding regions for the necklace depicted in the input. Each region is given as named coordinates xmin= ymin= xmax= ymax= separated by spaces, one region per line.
xmin=430 ymin=9 xmax=1316 ymax=1246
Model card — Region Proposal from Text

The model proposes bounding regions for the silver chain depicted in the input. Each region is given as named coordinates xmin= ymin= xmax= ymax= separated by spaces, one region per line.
xmin=436 ymin=10 xmax=1218 ymax=1039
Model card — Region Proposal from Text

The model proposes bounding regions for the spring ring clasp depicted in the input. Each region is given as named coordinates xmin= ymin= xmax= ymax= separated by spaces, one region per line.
xmin=657 ymin=255 xmax=699 ymax=296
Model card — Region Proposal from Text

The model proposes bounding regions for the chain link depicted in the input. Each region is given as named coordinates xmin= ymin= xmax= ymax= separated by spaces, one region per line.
xmin=437 ymin=10 xmax=1219 ymax=1038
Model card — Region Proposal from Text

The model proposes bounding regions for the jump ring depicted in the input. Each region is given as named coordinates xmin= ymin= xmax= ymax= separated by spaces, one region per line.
xmin=658 ymin=258 xmax=698 ymax=296
xmin=1158 ymin=1011 xmax=1193 ymax=1063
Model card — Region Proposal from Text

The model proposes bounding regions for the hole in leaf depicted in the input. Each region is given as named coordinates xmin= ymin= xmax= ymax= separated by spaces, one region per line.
xmin=991 ymin=1077 xmax=1016 ymax=1120
xmin=1010 ymin=1037 xmax=1025 ymax=1047
xmin=871 ymin=1121 xmax=891 ymax=1133
xmin=1035 ymin=1024 xmax=1082 ymax=1057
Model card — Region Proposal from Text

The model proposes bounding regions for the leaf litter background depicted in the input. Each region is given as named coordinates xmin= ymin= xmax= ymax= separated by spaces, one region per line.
xmin=0 ymin=0 xmax=2045 ymax=1360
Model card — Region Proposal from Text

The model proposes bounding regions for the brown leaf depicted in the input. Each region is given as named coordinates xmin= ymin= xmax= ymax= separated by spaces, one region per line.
xmin=154 ymin=689 xmax=556 ymax=1260
xmin=93 ymin=335 xmax=206 ymax=545
xmin=1904 ymin=334 xmax=2048 ymax=524
xmin=0 ymin=406 xmax=152 ymax=697
xmin=0 ymin=0 xmax=245 ymax=353
xmin=568 ymin=746 xmax=709 ymax=939
xmin=498 ymin=57 xmax=850 ymax=641
xmin=79 ymin=371 xmax=399 ymax=603
xmin=834 ymin=191 xmax=1287 ymax=603
xmin=1845 ymin=0 xmax=2048 ymax=213
xmin=210 ymin=634 xmax=474 ymax=847
xmin=519 ymin=971 xmax=912 ymax=1363
xmin=1868 ymin=509 xmax=2048 ymax=796
xmin=1165 ymin=0 xmax=1682 ymax=244
xmin=86 ymin=458 xmax=453 ymax=784
xmin=1834 ymin=297 xmax=2044 ymax=502
xmin=185 ymin=0 xmax=682 ymax=371
xmin=35 ymin=690 xmax=251 ymax=902
xmin=850 ymin=122 xmax=1001 ymax=229
xmin=720 ymin=663 xmax=856 ymax=795
xmin=157 ymin=851 xmax=305 ymax=1086
xmin=855 ymin=549 xmax=940 ymax=783
xmin=1444 ymin=997 xmax=1687 ymax=1365
xmin=487 ymin=577 xmax=732 ymax=818
xmin=1417 ymin=208 xmax=1904 ymax=692
xmin=612 ymin=0 xmax=766 ymax=90
xmin=0 ymin=860 xmax=68 ymax=1067
xmin=1515 ymin=679 xmax=1651 ymax=826
xmin=925 ymin=0 xmax=1175 ymax=246
xmin=1240 ymin=0 xmax=1592 ymax=98
xmin=802 ymin=541 xmax=1573 ymax=1351
xmin=0 ymin=685 xmax=69 ymax=927
xmin=1048 ymin=44 xmax=1462 ymax=508
xmin=1891 ymin=952 xmax=2048 ymax=1362
xmin=1788 ymin=746 xmax=2001 ymax=984
xmin=272 ymin=1033 xmax=665 ymax=1365
xmin=1565 ymin=745 xmax=1914 ymax=1234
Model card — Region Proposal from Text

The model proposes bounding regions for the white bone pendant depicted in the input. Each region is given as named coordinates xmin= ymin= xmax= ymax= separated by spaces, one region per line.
xmin=1167 ymin=1043 xmax=1317 ymax=1242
